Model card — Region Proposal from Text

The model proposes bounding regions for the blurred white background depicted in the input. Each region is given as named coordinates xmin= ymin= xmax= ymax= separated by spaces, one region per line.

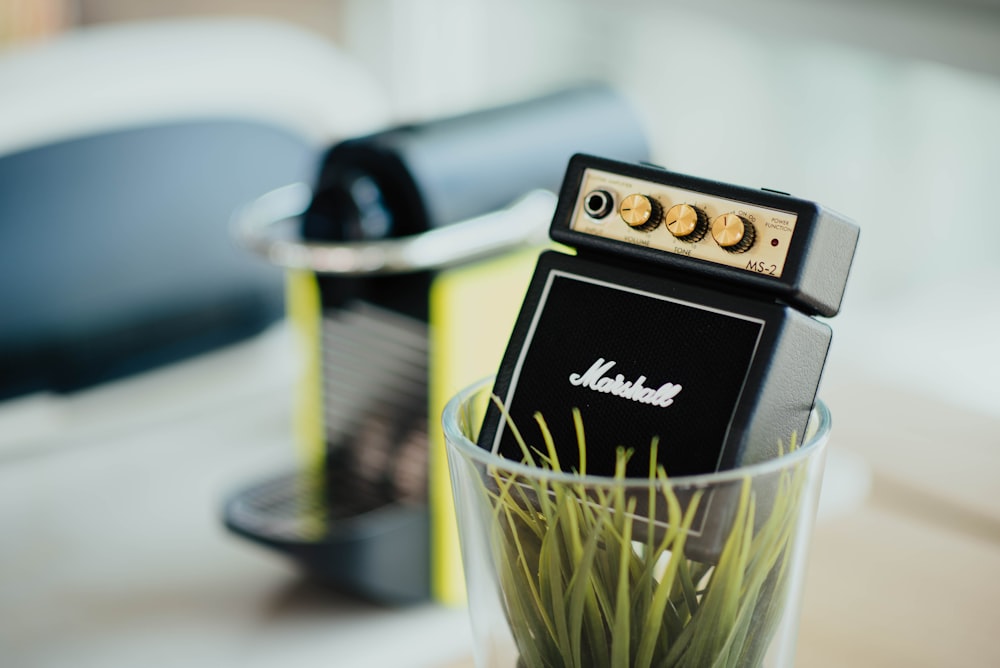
xmin=5 ymin=0 xmax=996 ymax=413
xmin=2 ymin=1 xmax=998 ymax=667
xmin=326 ymin=0 xmax=1000 ymax=416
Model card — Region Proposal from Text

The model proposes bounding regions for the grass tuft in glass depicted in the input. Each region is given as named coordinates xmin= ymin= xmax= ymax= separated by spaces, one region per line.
xmin=443 ymin=378 xmax=830 ymax=668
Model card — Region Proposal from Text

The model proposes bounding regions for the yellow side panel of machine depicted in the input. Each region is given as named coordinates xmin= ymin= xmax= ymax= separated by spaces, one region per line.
xmin=428 ymin=249 xmax=540 ymax=605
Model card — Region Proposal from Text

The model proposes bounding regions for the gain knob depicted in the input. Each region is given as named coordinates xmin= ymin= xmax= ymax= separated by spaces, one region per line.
xmin=618 ymin=194 xmax=662 ymax=232
xmin=664 ymin=203 xmax=709 ymax=242
xmin=711 ymin=213 xmax=756 ymax=253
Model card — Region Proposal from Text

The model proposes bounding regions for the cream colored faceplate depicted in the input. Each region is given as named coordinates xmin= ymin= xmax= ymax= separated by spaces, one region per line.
xmin=570 ymin=168 xmax=798 ymax=278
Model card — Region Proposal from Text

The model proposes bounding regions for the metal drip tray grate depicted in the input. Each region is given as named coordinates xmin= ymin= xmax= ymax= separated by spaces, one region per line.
xmin=223 ymin=300 xmax=432 ymax=603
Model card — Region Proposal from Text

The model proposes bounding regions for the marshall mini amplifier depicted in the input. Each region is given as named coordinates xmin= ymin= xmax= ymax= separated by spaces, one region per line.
xmin=480 ymin=153 xmax=859 ymax=482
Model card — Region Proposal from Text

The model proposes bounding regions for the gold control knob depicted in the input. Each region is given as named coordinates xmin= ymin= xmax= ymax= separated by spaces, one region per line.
xmin=711 ymin=213 xmax=756 ymax=253
xmin=619 ymin=194 xmax=662 ymax=232
xmin=665 ymin=203 xmax=709 ymax=242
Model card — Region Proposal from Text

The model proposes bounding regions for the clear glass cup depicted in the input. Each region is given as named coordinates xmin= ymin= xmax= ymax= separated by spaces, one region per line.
xmin=443 ymin=376 xmax=831 ymax=668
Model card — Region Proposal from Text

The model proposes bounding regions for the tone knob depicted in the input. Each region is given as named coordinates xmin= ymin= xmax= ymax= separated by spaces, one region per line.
xmin=664 ymin=203 xmax=709 ymax=242
xmin=619 ymin=194 xmax=662 ymax=232
xmin=711 ymin=213 xmax=756 ymax=253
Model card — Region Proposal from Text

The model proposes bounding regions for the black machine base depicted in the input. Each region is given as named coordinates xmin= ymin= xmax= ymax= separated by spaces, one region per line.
xmin=223 ymin=463 xmax=430 ymax=605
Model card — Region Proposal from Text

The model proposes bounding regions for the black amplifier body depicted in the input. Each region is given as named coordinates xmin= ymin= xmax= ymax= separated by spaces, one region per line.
xmin=480 ymin=154 xmax=859 ymax=479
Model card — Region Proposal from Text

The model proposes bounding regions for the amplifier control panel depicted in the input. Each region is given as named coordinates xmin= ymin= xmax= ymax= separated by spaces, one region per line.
xmin=569 ymin=167 xmax=797 ymax=278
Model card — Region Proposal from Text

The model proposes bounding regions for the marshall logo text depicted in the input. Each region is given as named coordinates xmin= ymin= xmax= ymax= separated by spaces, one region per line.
xmin=568 ymin=358 xmax=683 ymax=408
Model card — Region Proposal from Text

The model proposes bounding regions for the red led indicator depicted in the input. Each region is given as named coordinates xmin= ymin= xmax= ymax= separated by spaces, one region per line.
xmin=770 ymin=238 xmax=779 ymax=247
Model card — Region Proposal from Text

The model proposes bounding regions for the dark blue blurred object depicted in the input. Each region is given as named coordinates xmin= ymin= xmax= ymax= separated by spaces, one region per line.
xmin=0 ymin=119 xmax=318 ymax=399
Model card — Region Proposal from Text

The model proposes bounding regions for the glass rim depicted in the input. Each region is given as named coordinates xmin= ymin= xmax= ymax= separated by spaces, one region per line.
xmin=443 ymin=375 xmax=831 ymax=488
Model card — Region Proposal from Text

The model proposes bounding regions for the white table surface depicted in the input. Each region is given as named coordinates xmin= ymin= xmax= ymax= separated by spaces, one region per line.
xmin=0 ymin=325 xmax=473 ymax=668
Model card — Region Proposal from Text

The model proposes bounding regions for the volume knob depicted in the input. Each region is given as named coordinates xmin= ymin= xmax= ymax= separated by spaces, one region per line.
xmin=665 ymin=203 xmax=709 ymax=242
xmin=619 ymin=194 xmax=662 ymax=232
xmin=711 ymin=213 xmax=756 ymax=253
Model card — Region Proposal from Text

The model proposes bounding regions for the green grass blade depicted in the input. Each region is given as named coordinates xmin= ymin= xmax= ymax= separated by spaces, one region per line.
xmin=572 ymin=407 xmax=587 ymax=476
xmin=489 ymin=394 xmax=537 ymax=467
xmin=534 ymin=411 xmax=562 ymax=473
xmin=634 ymin=488 xmax=703 ymax=668
xmin=500 ymin=498 xmax=556 ymax=644
xmin=611 ymin=496 xmax=638 ymax=668
xmin=565 ymin=508 xmax=604 ymax=667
